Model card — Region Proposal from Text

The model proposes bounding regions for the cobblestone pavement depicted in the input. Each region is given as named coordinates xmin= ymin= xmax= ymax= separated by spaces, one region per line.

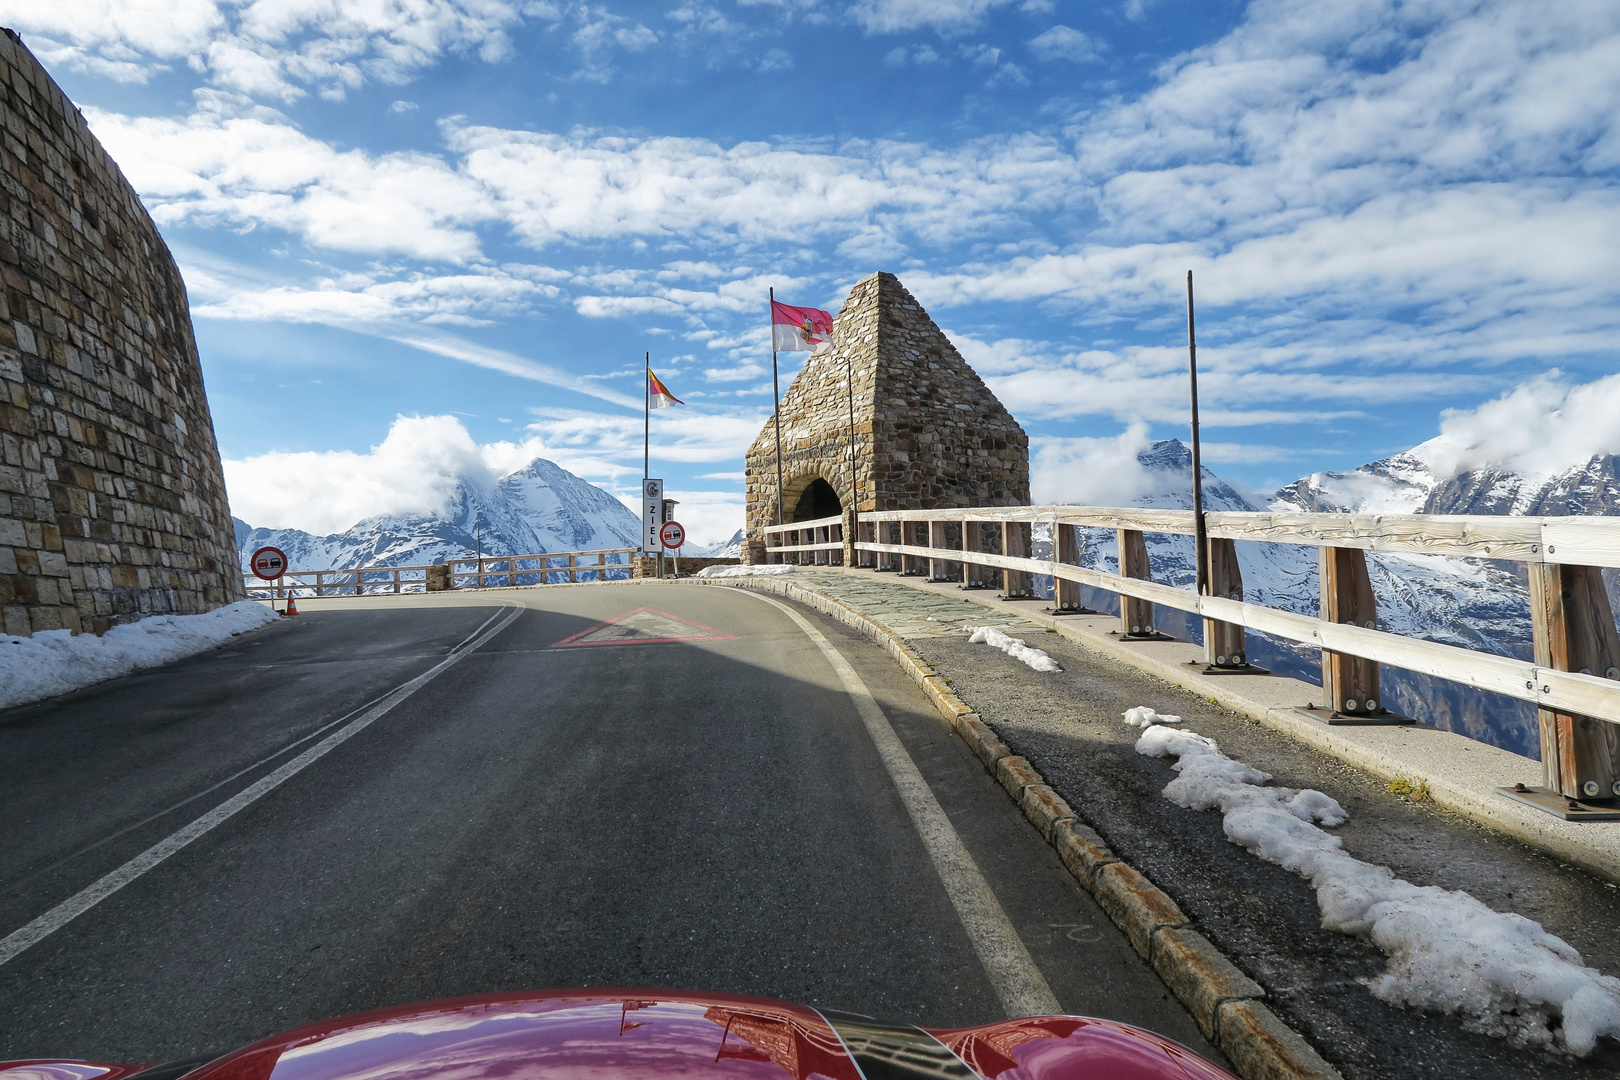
xmin=770 ymin=568 xmax=1620 ymax=1080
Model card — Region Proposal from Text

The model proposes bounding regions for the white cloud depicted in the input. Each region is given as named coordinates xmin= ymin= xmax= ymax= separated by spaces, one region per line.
xmin=87 ymin=107 xmax=494 ymax=261
xmin=225 ymin=414 xmax=494 ymax=533
xmin=1030 ymin=422 xmax=1158 ymax=505
xmin=1414 ymin=372 xmax=1620 ymax=480
xmin=662 ymin=489 xmax=745 ymax=548
xmin=1027 ymin=25 xmax=1099 ymax=63
xmin=5 ymin=0 xmax=524 ymax=99
xmin=448 ymin=122 xmax=1082 ymax=250
xmin=850 ymin=0 xmax=1020 ymax=34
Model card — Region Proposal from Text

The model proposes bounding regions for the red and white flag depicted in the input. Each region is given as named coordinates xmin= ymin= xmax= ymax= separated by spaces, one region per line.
xmin=771 ymin=300 xmax=834 ymax=355
xmin=647 ymin=366 xmax=682 ymax=409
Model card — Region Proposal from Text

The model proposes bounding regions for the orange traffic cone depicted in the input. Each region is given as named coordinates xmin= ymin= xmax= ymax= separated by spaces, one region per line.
xmin=286 ymin=596 xmax=299 ymax=616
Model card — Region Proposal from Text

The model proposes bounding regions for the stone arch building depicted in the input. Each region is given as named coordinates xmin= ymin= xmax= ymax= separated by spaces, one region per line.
xmin=0 ymin=32 xmax=242 ymax=634
xmin=743 ymin=272 xmax=1028 ymax=561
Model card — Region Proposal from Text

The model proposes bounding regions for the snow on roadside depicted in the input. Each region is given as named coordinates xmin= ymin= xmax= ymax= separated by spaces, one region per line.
xmin=1128 ymin=709 xmax=1620 ymax=1055
xmin=1 ymin=601 xmax=279 ymax=710
xmin=1124 ymin=705 xmax=1182 ymax=727
xmin=967 ymin=625 xmax=1062 ymax=672
xmin=695 ymin=564 xmax=796 ymax=578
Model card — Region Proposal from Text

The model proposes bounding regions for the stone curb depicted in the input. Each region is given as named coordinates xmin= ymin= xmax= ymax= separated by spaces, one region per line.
xmin=692 ymin=575 xmax=1343 ymax=1080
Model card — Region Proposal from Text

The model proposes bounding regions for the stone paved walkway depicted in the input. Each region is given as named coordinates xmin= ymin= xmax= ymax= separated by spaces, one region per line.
xmin=783 ymin=568 xmax=1047 ymax=641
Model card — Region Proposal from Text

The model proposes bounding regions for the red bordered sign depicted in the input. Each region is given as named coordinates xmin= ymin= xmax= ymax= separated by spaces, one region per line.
xmin=250 ymin=546 xmax=288 ymax=580
xmin=658 ymin=520 xmax=686 ymax=550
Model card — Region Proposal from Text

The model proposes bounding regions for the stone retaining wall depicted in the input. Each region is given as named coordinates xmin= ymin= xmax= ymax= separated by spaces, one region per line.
xmin=0 ymin=31 xmax=242 ymax=635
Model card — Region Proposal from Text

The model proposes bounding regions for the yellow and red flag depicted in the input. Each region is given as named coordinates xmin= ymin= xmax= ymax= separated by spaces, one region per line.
xmin=647 ymin=367 xmax=682 ymax=409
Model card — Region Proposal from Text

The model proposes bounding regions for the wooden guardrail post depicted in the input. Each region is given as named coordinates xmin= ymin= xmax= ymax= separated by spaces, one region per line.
xmin=1530 ymin=563 xmax=1620 ymax=800
xmin=961 ymin=517 xmax=985 ymax=587
xmin=1054 ymin=523 xmax=1086 ymax=612
xmin=1204 ymin=538 xmax=1247 ymax=666
xmin=1117 ymin=529 xmax=1154 ymax=635
xmin=1320 ymin=547 xmax=1380 ymax=715
xmin=928 ymin=520 xmax=952 ymax=581
xmin=1001 ymin=520 xmax=1032 ymax=598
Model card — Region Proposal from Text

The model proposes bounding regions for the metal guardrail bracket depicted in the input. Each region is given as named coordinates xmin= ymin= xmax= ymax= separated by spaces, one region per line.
xmin=1496 ymin=785 xmax=1620 ymax=822
xmin=1294 ymin=705 xmax=1416 ymax=727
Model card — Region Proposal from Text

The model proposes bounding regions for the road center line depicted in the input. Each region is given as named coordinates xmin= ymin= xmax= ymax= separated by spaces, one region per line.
xmin=0 ymin=601 xmax=526 ymax=968
xmin=740 ymin=590 xmax=1062 ymax=1019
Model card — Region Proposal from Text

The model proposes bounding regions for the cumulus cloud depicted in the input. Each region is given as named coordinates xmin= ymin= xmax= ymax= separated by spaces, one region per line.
xmin=1413 ymin=373 xmax=1620 ymax=480
xmin=1030 ymin=422 xmax=1159 ymax=505
xmin=1027 ymin=25 xmax=1099 ymax=63
xmin=5 ymin=0 xmax=524 ymax=99
xmin=225 ymin=415 xmax=496 ymax=534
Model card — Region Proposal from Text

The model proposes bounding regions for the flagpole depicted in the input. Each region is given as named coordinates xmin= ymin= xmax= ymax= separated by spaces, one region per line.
xmin=770 ymin=286 xmax=785 ymax=528
xmin=1187 ymin=272 xmax=1208 ymax=599
xmin=643 ymin=350 xmax=650 ymax=485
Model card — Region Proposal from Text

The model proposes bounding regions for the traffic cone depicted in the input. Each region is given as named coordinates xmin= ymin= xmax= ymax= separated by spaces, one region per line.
xmin=286 ymin=596 xmax=298 ymax=616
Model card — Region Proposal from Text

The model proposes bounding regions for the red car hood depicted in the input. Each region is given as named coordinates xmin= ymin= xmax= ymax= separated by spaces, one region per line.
xmin=1 ymin=989 xmax=1235 ymax=1080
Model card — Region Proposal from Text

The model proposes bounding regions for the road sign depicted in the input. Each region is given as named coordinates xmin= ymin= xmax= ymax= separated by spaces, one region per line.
xmin=642 ymin=478 xmax=664 ymax=554
xmin=250 ymin=546 xmax=288 ymax=580
xmin=659 ymin=520 xmax=686 ymax=550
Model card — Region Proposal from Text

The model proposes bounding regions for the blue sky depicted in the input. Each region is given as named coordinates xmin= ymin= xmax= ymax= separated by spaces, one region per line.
xmin=10 ymin=0 xmax=1620 ymax=545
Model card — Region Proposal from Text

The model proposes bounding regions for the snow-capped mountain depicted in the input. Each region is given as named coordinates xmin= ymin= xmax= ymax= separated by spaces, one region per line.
xmin=234 ymin=457 xmax=640 ymax=573
xmin=1050 ymin=439 xmax=1620 ymax=757
xmin=697 ymin=529 xmax=744 ymax=558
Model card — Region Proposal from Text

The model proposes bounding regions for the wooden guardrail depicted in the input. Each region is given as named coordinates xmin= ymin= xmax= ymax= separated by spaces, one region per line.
xmin=762 ymin=514 xmax=845 ymax=563
xmin=759 ymin=505 xmax=1620 ymax=804
xmin=242 ymin=547 xmax=637 ymax=598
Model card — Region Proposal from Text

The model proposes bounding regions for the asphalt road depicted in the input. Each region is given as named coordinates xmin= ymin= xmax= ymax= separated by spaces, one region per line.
xmin=0 ymin=583 xmax=1218 ymax=1066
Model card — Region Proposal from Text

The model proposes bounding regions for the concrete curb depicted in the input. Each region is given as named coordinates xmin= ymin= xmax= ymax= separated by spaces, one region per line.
xmin=694 ymin=575 xmax=1343 ymax=1080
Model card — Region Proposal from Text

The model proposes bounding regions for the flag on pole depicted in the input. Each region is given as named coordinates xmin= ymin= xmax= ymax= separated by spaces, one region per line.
xmin=771 ymin=300 xmax=834 ymax=355
xmin=647 ymin=366 xmax=683 ymax=409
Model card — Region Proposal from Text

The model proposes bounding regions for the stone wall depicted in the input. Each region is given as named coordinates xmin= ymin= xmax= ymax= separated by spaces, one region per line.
xmin=743 ymin=272 xmax=1029 ymax=560
xmin=0 ymin=31 xmax=242 ymax=636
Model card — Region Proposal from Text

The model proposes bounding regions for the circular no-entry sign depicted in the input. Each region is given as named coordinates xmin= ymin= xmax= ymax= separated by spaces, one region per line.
xmin=658 ymin=520 xmax=686 ymax=550
xmin=250 ymin=546 xmax=288 ymax=580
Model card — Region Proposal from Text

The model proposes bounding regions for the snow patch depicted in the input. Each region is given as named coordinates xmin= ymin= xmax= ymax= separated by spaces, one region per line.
xmin=695 ymin=564 xmax=796 ymax=578
xmin=966 ymin=625 xmax=1062 ymax=672
xmin=1129 ymin=709 xmax=1620 ymax=1055
xmin=1123 ymin=705 xmax=1182 ymax=727
xmin=1 ymin=602 xmax=279 ymax=710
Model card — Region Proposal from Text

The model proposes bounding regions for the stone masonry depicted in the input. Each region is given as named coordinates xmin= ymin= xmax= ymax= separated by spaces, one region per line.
xmin=0 ymin=31 xmax=242 ymax=635
xmin=743 ymin=272 xmax=1028 ymax=560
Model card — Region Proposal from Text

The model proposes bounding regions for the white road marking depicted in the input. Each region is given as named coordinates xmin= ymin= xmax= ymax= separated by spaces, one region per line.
xmin=740 ymin=590 xmax=1062 ymax=1019
xmin=0 ymin=601 xmax=526 ymax=968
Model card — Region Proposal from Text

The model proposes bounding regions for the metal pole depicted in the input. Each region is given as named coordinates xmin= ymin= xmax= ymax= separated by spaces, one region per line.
xmin=847 ymin=331 xmax=858 ymax=566
xmin=771 ymin=286 xmax=785 ymax=528
xmin=1187 ymin=270 xmax=1209 ymax=598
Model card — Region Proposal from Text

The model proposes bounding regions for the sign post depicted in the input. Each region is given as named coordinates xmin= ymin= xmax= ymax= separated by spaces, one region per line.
xmin=642 ymin=479 xmax=664 ymax=557
xmin=250 ymin=546 xmax=288 ymax=614
xmin=660 ymin=520 xmax=686 ymax=578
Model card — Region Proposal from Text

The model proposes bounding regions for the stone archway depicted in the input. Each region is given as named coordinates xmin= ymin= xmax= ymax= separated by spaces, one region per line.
xmin=791 ymin=477 xmax=843 ymax=522
xmin=772 ymin=474 xmax=848 ymax=565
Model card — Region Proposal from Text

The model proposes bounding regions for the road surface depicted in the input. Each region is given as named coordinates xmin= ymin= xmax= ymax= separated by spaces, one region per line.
xmin=0 ymin=583 xmax=1216 ymax=1065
